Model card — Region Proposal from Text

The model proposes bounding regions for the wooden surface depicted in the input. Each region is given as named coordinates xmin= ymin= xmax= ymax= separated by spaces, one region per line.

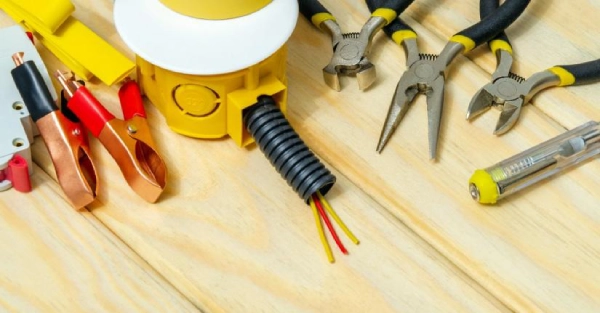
xmin=1 ymin=0 xmax=600 ymax=312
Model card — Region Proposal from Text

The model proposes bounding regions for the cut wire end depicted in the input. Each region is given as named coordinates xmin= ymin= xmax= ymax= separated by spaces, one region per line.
xmin=310 ymin=192 xmax=359 ymax=263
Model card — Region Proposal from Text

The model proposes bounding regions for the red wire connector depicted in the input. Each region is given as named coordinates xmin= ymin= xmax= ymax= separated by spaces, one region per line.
xmin=1 ymin=155 xmax=32 ymax=193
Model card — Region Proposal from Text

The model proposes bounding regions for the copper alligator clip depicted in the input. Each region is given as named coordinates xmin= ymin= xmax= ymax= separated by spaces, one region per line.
xmin=56 ymin=71 xmax=167 ymax=203
xmin=11 ymin=52 xmax=98 ymax=209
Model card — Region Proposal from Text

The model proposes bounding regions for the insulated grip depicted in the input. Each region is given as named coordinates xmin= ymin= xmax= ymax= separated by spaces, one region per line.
xmin=368 ymin=0 xmax=415 ymax=25
xmin=480 ymin=0 xmax=512 ymax=54
xmin=11 ymin=60 xmax=57 ymax=122
xmin=298 ymin=0 xmax=335 ymax=28
xmin=67 ymin=87 xmax=115 ymax=138
xmin=452 ymin=0 xmax=530 ymax=53
xmin=366 ymin=0 xmax=417 ymax=45
xmin=551 ymin=59 xmax=600 ymax=86
xmin=119 ymin=80 xmax=147 ymax=120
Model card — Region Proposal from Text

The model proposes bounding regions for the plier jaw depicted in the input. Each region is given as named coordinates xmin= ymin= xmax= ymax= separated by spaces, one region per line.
xmin=57 ymin=72 xmax=167 ymax=203
xmin=321 ymin=16 xmax=386 ymax=91
xmin=467 ymin=75 xmax=526 ymax=135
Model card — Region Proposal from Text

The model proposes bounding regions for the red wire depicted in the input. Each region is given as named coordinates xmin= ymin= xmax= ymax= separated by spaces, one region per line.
xmin=312 ymin=194 xmax=348 ymax=254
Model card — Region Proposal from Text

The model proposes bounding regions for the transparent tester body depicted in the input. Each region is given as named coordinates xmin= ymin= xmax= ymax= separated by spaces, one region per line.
xmin=470 ymin=121 xmax=600 ymax=204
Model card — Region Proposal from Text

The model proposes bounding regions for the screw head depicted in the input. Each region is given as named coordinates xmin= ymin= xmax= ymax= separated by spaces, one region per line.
xmin=127 ymin=124 xmax=138 ymax=134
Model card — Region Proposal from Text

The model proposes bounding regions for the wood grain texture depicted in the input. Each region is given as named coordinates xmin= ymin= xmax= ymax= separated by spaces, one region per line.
xmin=1 ymin=2 xmax=510 ymax=312
xmin=3 ymin=0 xmax=600 ymax=312
xmin=0 ymin=165 xmax=198 ymax=312
xmin=289 ymin=1 xmax=600 ymax=312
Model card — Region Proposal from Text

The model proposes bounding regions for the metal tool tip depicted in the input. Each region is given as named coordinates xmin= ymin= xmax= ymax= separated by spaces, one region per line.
xmin=469 ymin=183 xmax=480 ymax=201
xmin=12 ymin=52 xmax=24 ymax=66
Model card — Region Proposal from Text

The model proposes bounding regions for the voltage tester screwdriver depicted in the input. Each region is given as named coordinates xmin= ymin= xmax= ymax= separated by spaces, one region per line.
xmin=470 ymin=121 xmax=600 ymax=204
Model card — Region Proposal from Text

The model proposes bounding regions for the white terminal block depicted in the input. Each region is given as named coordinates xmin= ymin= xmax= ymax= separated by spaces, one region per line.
xmin=0 ymin=26 xmax=57 ymax=191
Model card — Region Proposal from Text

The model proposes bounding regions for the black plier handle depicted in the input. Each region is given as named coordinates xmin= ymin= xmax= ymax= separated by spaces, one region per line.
xmin=480 ymin=0 xmax=513 ymax=55
xmin=300 ymin=0 xmax=414 ymax=30
xmin=452 ymin=0 xmax=530 ymax=53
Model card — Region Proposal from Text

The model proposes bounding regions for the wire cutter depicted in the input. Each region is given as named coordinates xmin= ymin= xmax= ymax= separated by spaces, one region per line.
xmin=56 ymin=72 xmax=168 ymax=203
xmin=467 ymin=0 xmax=600 ymax=134
xmin=299 ymin=0 xmax=415 ymax=91
xmin=372 ymin=0 xmax=531 ymax=159
xmin=11 ymin=52 xmax=98 ymax=209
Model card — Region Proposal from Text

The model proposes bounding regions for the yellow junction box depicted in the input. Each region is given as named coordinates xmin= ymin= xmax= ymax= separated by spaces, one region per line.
xmin=137 ymin=46 xmax=288 ymax=147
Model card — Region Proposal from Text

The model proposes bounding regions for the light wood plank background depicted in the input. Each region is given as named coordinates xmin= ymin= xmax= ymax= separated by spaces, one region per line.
xmin=2 ymin=0 xmax=600 ymax=312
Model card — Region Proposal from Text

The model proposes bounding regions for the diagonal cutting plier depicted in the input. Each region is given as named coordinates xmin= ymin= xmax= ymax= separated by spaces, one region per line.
xmin=467 ymin=0 xmax=600 ymax=135
xmin=371 ymin=0 xmax=531 ymax=159
xmin=299 ymin=0 xmax=415 ymax=91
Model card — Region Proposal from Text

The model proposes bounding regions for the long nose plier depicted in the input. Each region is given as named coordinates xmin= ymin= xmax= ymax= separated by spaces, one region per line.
xmin=372 ymin=0 xmax=531 ymax=159
xmin=299 ymin=0 xmax=415 ymax=91
xmin=466 ymin=0 xmax=600 ymax=135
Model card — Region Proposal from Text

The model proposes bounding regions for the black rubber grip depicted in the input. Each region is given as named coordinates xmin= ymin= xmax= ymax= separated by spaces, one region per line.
xmin=60 ymin=89 xmax=81 ymax=123
xmin=244 ymin=96 xmax=336 ymax=203
xmin=366 ymin=0 xmax=415 ymax=37
xmin=298 ymin=0 xmax=330 ymax=20
xmin=369 ymin=0 xmax=415 ymax=15
xmin=480 ymin=0 xmax=510 ymax=45
xmin=456 ymin=0 xmax=529 ymax=48
xmin=11 ymin=60 xmax=57 ymax=122
xmin=560 ymin=59 xmax=600 ymax=86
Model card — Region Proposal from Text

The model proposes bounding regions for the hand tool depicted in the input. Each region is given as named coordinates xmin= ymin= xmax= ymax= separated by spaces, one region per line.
xmin=467 ymin=0 xmax=600 ymax=134
xmin=371 ymin=0 xmax=530 ymax=159
xmin=299 ymin=0 xmax=415 ymax=91
xmin=470 ymin=120 xmax=600 ymax=204
xmin=11 ymin=52 xmax=98 ymax=208
xmin=57 ymin=72 xmax=168 ymax=203
xmin=0 ymin=0 xmax=135 ymax=85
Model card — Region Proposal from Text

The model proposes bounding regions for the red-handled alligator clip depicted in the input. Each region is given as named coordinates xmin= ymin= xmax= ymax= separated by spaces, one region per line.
xmin=56 ymin=72 xmax=167 ymax=203
xmin=11 ymin=52 xmax=97 ymax=208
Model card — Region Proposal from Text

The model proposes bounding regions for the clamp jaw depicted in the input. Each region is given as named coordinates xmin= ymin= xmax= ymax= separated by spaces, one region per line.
xmin=321 ymin=16 xmax=387 ymax=91
xmin=58 ymin=74 xmax=167 ymax=203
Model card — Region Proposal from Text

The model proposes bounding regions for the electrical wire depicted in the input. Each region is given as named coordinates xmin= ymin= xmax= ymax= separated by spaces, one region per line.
xmin=317 ymin=192 xmax=360 ymax=245
xmin=310 ymin=197 xmax=334 ymax=263
xmin=313 ymin=194 xmax=348 ymax=254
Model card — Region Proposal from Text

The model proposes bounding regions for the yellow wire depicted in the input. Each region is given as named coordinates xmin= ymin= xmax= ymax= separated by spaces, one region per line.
xmin=317 ymin=192 xmax=360 ymax=245
xmin=310 ymin=197 xmax=334 ymax=263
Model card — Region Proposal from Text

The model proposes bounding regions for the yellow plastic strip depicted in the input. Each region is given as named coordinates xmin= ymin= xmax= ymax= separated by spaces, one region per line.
xmin=317 ymin=192 xmax=360 ymax=245
xmin=549 ymin=66 xmax=576 ymax=86
xmin=311 ymin=12 xmax=336 ymax=28
xmin=391 ymin=30 xmax=417 ymax=46
xmin=5 ymin=0 xmax=74 ymax=33
xmin=0 ymin=0 xmax=135 ymax=85
xmin=449 ymin=35 xmax=476 ymax=53
xmin=310 ymin=198 xmax=334 ymax=263
xmin=371 ymin=8 xmax=397 ymax=25
xmin=489 ymin=39 xmax=513 ymax=55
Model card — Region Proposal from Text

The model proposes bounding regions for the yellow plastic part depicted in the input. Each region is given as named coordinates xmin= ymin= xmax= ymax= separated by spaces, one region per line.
xmin=469 ymin=169 xmax=499 ymax=204
xmin=311 ymin=12 xmax=336 ymax=28
xmin=137 ymin=46 xmax=288 ymax=147
xmin=549 ymin=66 xmax=576 ymax=86
xmin=489 ymin=39 xmax=513 ymax=55
xmin=0 ymin=0 xmax=135 ymax=85
xmin=160 ymin=0 xmax=272 ymax=20
xmin=371 ymin=8 xmax=397 ymax=25
xmin=449 ymin=35 xmax=476 ymax=53
xmin=391 ymin=30 xmax=417 ymax=45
